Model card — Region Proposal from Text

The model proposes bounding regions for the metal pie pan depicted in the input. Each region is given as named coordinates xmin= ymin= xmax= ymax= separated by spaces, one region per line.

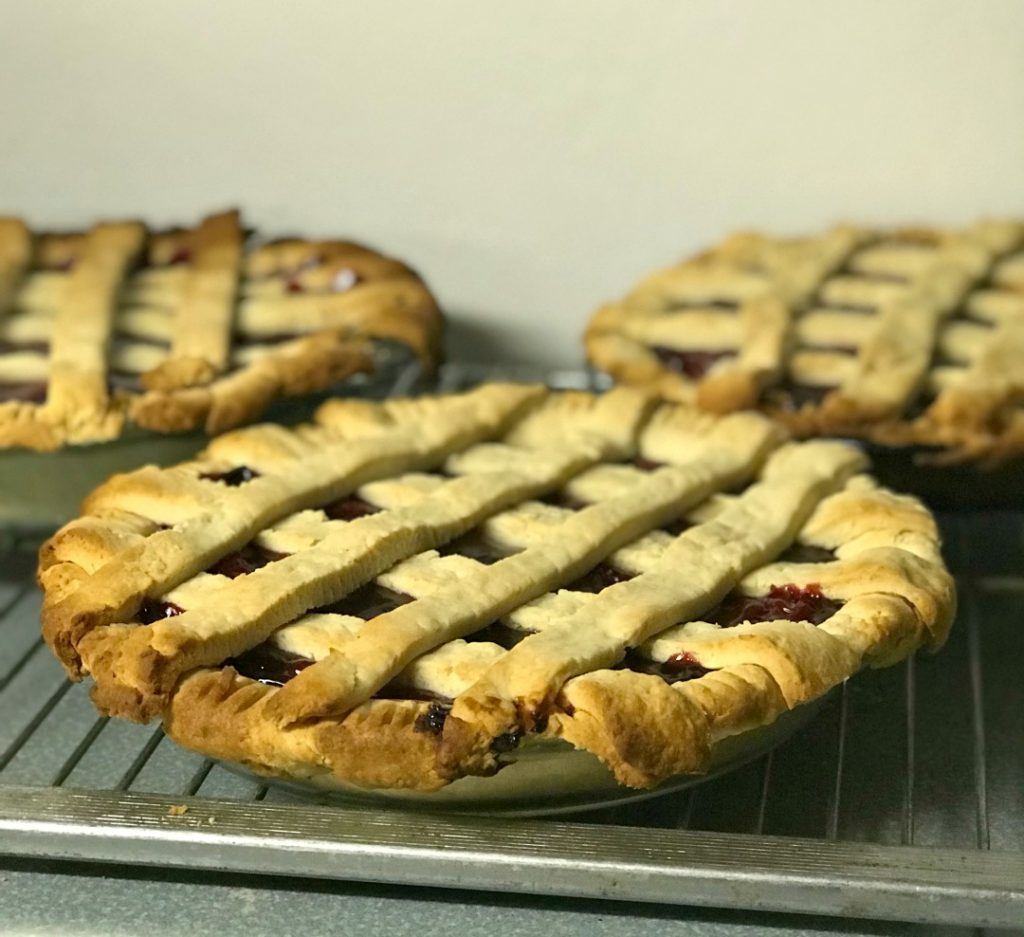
xmin=857 ymin=441 xmax=1024 ymax=511
xmin=218 ymin=693 xmax=829 ymax=817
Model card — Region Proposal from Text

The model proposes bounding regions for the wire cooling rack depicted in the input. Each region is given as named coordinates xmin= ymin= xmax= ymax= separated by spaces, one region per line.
xmin=1 ymin=363 xmax=1022 ymax=929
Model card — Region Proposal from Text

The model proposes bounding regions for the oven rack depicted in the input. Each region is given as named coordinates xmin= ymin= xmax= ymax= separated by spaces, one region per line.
xmin=1 ymin=362 xmax=1022 ymax=929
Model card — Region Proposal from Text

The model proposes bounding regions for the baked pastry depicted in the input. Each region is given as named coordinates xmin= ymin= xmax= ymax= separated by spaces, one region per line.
xmin=38 ymin=384 xmax=953 ymax=792
xmin=0 ymin=209 xmax=441 ymax=451
xmin=586 ymin=220 xmax=1024 ymax=464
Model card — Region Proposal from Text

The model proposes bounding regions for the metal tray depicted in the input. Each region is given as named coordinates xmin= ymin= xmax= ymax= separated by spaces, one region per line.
xmin=1 ymin=364 xmax=1023 ymax=928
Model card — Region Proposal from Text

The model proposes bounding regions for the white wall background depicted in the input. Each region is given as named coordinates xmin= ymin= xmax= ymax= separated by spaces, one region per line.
xmin=2 ymin=0 xmax=1023 ymax=366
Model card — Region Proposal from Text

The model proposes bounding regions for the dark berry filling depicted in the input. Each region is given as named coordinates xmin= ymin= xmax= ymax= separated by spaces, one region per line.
xmin=438 ymin=530 xmax=516 ymax=565
xmin=167 ymin=247 xmax=192 ymax=266
xmin=200 ymin=465 xmax=261 ymax=486
xmin=661 ymin=517 xmax=691 ymax=536
xmin=325 ymin=495 xmax=382 ymax=521
xmin=565 ymin=562 xmax=634 ymax=594
xmin=631 ymin=582 xmax=841 ymax=685
xmin=652 ymin=346 xmax=736 ymax=379
xmin=207 ymin=542 xmax=287 ymax=579
xmin=467 ymin=621 xmax=531 ymax=649
xmin=539 ymin=491 xmax=589 ymax=511
xmin=660 ymin=651 xmax=711 ymax=682
xmin=0 ymin=339 xmax=50 ymax=354
xmin=0 ymin=381 xmax=48 ymax=403
xmin=233 ymin=331 xmax=306 ymax=348
xmin=491 ymin=730 xmax=522 ymax=754
xmin=317 ymin=582 xmax=413 ymax=620
xmin=625 ymin=649 xmax=710 ymax=684
xmin=802 ymin=343 xmax=859 ymax=356
xmin=633 ymin=456 xmax=665 ymax=471
xmin=113 ymin=331 xmax=171 ymax=350
xmin=375 ymin=683 xmax=450 ymax=703
xmin=779 ymin=543 xmax=837 ymax=564
xmin=137 ymin=599 xmax=184 ymax=624
xmin=414 ymin=702 xmax=451 ymax=735
xmin=229 ymin=643 xmax=313 ymax=687
xmin=768 ymin=383 xmax=835 ymax=411
xmin=710 ymin=583 xmax=840 ymax=628
xmin=665 ymin=299 xmax=739 ymax=311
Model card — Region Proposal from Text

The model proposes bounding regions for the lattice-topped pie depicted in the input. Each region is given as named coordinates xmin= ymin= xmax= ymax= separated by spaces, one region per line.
xmin=39 ymin=385 xmax=953 ymax=792
xmin=0 ymin=209 xmax=440 ymax=450
xmin=586 ymin=220 xmax=1024 ymax=464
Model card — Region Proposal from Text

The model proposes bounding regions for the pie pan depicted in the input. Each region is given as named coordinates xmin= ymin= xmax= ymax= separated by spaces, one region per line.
xmin=220 ymin=692 xmax=829 ymax=817
xmin=0 ymin=340 xmax=419 ymax=533
xmin=856 ymin=442 xmax=1024 ymax=511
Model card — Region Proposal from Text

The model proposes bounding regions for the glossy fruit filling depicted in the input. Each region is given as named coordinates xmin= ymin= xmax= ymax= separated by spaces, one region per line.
xmin=316 ymin=582 xmax=414 ymax=620
xmin=539 ymin=491 xmax=589 ymax=511
xmin=0 ymin=381 xmax=47 ymax=403
xmin=659 ymin=651 xmax=711 ymax=682
xmin=414 ymin=702 xmax=451 ymax=735
xmin=565 ymin=562 xmax=634 ymax=594
xmin=710 ymin=583 xmax=840 ymax=629
xmin=207 ymin=542 xmax=287 ymax=579
xmin=229 ymin=644 xmax=313 ymax=687
xmin=438 ymin=530 xmax=515 ymax=565
xmin=0 ymin=339 xmax=49 ymax=354
xmin=199 ymin=465 xmax=261 ymax=486
xmin=769 ymin=383 xmax=835 ymax=411
xmin=137 ymin=599 xmax=185 ymax=624
xmin=325 ymin=495 xmax=382 ymax=521
xmin=652 ymin=347 xmax=736 ymax=379
xmin=637 ymin=582 xmax=841 ymax=683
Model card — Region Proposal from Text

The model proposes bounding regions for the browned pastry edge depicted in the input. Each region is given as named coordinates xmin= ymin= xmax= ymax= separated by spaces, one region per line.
xmin=164 ymin=669 xmax=451 ymax=791
xmin=89 ymin=519 xmax=948 ymax=792
xmin=129 ymin=332 xmax=375 ymax=436
xmin=160 ymin=645 xmax=854 ymax=793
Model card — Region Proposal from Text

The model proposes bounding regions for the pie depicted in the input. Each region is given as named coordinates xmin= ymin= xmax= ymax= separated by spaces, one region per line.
xmin=0 ymin=209 xmax=441 ymax=451
xmin=38 ymin=384 xmax=953 ymax=792
xmin=585 ymin=219 xmax=1024 ymax=464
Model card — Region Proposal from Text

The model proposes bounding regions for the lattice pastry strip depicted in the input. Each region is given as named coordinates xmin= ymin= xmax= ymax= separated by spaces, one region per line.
xmin=41 ymin=383 xmax=544 ymax=671
xmin=587 ymin=219 xmax=1024 ymax=462
xmin=40 ymin=387 xmax=954 ymax=792
xmin=0 ymin=210 xmax=443 ymax=449
xmin=587 ymin=226 xmax=866 ymax=413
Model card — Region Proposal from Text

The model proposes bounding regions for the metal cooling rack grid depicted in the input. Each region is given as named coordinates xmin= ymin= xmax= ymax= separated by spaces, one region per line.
xmin=1 ymin=363 xmax=1023 ymax=929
